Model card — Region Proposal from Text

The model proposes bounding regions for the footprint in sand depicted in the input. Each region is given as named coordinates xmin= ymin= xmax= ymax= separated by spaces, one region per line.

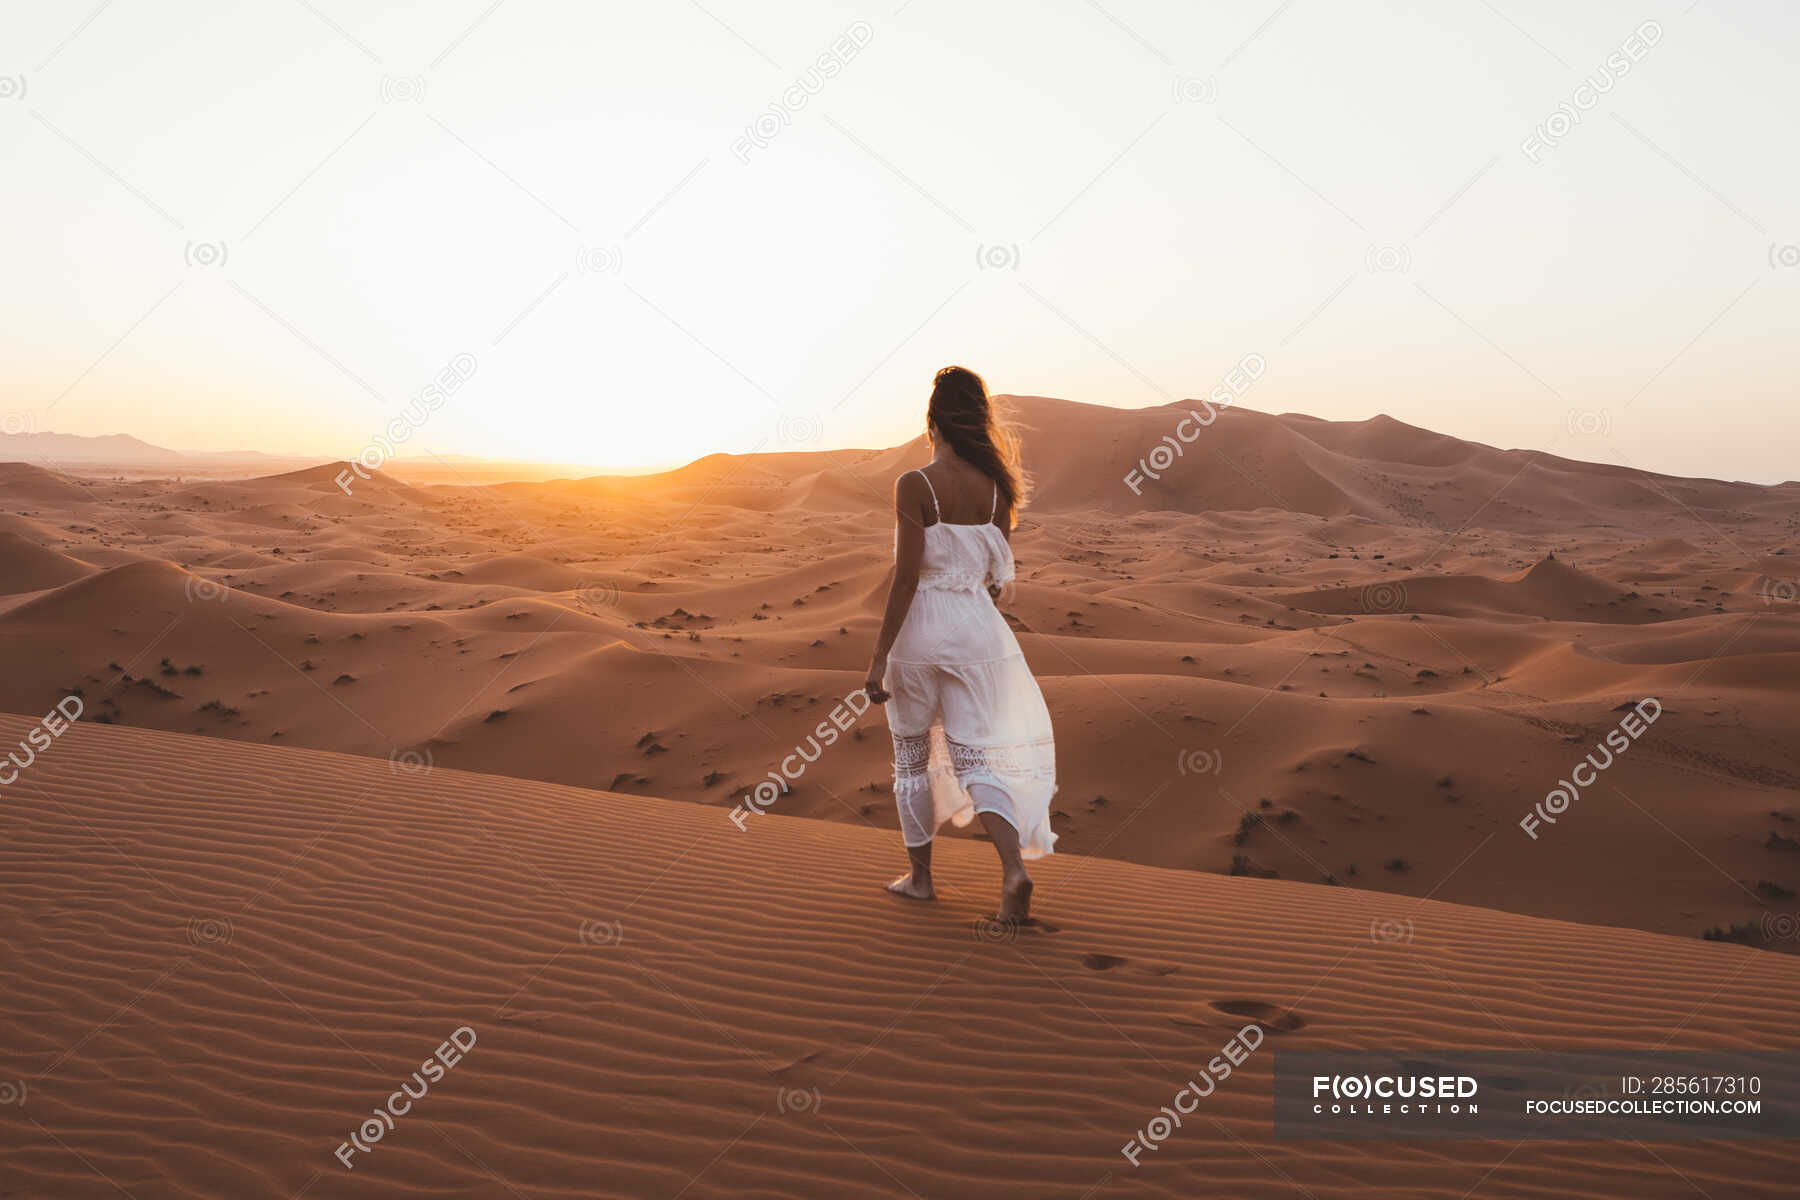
xmin=767 ymin=1050 xmax=823 ymax=1077
xmin=1171 ymin=999 xmax=1307 ymax=1034
xmin=496 ymin=1009 xmax=555 ymax=1026
xmin=1080 ymin=953 xmax=1176 ymax=973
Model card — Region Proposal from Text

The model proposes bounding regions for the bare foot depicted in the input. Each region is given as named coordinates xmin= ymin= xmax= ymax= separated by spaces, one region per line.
xmin=996 ymin=869 xmax=1033 ymax=923
xmin=886 ymin=872 xmax=935 ymax=901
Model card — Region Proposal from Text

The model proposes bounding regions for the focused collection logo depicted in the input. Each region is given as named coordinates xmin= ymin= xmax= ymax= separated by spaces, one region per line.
xmin=1310 ymin=1073 xmax=1479 ymax=1118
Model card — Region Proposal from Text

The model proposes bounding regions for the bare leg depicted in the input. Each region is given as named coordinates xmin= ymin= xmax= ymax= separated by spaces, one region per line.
xmin=887 ymin=839 xmax=935 ymax=900
xmin=972 ymin=785 xmax=1032 ymax=923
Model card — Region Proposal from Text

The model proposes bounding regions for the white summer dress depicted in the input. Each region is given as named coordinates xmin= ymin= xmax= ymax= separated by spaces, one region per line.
xmin=883 ymin=471 xmax=1058 ymax=858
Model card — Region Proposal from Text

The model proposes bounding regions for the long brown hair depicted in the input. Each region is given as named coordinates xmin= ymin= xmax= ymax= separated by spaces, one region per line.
xmin=927 ymin=366 xmax=1026 ymax=527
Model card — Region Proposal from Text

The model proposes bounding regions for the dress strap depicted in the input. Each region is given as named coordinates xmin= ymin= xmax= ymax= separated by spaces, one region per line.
xmin=989 ymin=481 xmax=998 ymax=523
xmin=913 ymin=469 xmax=941 ymax=520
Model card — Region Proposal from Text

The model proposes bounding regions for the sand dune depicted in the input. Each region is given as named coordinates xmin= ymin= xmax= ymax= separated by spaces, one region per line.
xmin=0 ymin=461 xmax=97 ymax=503
xmin=4 ymin=718 xmax=1798 ymax=1198
xmin=1280 ymin=554 xmax=1653 ymax=622
xmin=453 ymin=552 xmax=590 ymax=592
xmin=0 ymin=530 xmax=95 ymax=594
xmin=3 ymin=398 xmax=1799 ymax=954
xmin=553 ymin=399 xmax=1800 ymax=528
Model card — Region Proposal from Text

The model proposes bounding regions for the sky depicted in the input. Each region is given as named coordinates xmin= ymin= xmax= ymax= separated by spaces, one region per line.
xmin=1 ymin=0 xmax=1795 ymax=481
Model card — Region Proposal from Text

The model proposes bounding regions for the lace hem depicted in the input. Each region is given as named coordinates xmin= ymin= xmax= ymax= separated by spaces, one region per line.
xmin=892 ymin=731 xmax=1056 ymax=836
xmin=892 ymin=732 xmax=1054 ymax=780
xmin=891 ymin=731 xmax=947 ymax=846
xmin=892 ymin=730 xmax=931 ymax=774
xmin=891 ymin=726 xmax=1058 ymax=855
xmin=945 ymin=736 xmax=1056 ymax=780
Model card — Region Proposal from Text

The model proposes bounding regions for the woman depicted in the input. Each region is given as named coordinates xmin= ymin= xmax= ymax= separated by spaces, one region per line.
xmin=864 ymin=366 xmax=1057 ymax=924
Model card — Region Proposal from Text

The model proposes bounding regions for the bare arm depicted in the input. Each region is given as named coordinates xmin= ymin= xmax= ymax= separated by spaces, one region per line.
xmin=864 ymin=472 xmax=930 ymax=703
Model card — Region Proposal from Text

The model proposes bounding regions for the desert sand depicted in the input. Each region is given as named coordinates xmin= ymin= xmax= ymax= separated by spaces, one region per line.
xmin=4 ymin=716 xmax=1799 ymax=1198
xmin=6 ymin=398 xmax=1800 ymax=1194
xmin=4 ymin=399 xmax=1799 ymax=950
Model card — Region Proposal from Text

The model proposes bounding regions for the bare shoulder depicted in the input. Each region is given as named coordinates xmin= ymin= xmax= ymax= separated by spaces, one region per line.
xmin=894 ymin=468 xmax=929 ymax=502
xmin=893 ymin=469 xmax=932 ymax=519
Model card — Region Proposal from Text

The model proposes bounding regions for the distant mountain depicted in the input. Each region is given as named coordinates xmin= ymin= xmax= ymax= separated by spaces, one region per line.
xmin=0 ymin=431 xmax=603 ymax=484
xmin=0 ymin=430 xmax=281 ymax=463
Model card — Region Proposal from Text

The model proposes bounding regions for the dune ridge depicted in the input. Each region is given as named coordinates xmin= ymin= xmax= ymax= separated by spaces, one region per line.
xmin=558 ymin=399 xmax=1800 ymax=525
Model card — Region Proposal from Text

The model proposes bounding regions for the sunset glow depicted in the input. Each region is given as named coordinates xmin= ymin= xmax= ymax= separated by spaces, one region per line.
xmin=2 ymin=1 xmax=1795 ymax=477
